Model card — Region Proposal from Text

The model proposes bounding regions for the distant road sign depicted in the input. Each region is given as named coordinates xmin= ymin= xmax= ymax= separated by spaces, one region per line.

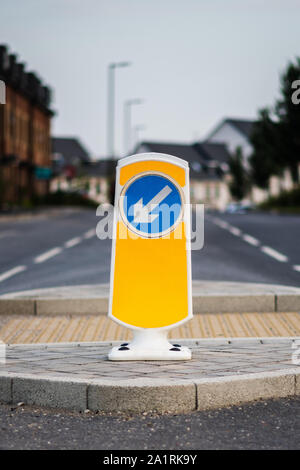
xmin=35 ymin=167 xmax=52 ymax=180
xmin=120 ymin=173 xmax=183 ymax=237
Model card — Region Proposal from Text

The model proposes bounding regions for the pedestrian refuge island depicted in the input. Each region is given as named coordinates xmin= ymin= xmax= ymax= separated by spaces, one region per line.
xmin=108 ymin=153 xmax=193 ymax=360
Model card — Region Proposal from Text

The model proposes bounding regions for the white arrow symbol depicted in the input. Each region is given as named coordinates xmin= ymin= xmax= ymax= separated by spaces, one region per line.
xmin=132 ymin=185 xmax=172 ymax=224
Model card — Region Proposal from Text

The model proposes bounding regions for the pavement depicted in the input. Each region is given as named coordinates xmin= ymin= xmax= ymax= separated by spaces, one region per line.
xmin=0 ymin=338 xmax=299 ymax=414
xmin=0 ymin=396 xmax=299 ymax=449
xmin=0 ymin=209 xmax=300 ymax=296
xmin=1 ymin=311 xmax=300 ymax=343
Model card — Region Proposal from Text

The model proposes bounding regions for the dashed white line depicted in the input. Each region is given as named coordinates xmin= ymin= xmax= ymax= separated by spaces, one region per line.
xmin=210 ymin=216 xmax=294 ymax=267
xmin=65 ymin=237 xmax=82 ymax=248
xmin=84 ymin=229 xmax=96 ymax=239
xmin=0 ymin=228 xmax=97 ymax=283
xmin=0 ymin=265 xmax=27 ymax=282
xmin=212 ymin=218 xmax=230 ymax=229
xmin=34 ymin=247 xmax=63 ymax=264
xmin=33 ymin=228 xmax=96 ymax=264
xmin=228 ymin=226 xmax=242 ymax=237
xmin=242 ymin=234 xmax=260 ymax=247
xmin=261 ymin=246 xmax=288 ymax=263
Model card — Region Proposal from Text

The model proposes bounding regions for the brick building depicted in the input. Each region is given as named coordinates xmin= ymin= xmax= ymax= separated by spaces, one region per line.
xmin=0 ymin=45 xmax=54 ymax=207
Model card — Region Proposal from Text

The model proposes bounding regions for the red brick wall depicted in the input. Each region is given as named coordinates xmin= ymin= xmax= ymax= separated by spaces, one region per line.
xmin=0 ymin=84 xmax=51 ymax=204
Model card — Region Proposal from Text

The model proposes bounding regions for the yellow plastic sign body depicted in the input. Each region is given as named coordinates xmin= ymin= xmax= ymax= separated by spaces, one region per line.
xmin=109 ymin=153 xmax=192 ymax=331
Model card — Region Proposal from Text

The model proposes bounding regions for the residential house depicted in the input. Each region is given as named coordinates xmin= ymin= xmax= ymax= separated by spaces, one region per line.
xmin=133 ymin=141 xmax=231 ymax=210
xmin=78 ymin=159 xmax=117 ymax=204
xmin=50 ymin=138 xmax=116 ymax=204
xmin=205 ymin=117 xmax=297 ymax=203
xmin=51 ymin=136 xmax=92 ymax=192
xmin=205 ymin=118 xmax=255 ymax=165
xmin=51 ymin=137 xmax=91 ymax=181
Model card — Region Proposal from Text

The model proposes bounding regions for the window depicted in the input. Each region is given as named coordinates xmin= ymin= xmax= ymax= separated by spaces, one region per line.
xmin=192 ymin=161 xmax=201 ymax=172
xmin=9 ymin=109 xmax=15 ymax=138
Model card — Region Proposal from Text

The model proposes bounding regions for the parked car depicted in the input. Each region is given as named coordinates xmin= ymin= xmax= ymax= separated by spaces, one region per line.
xmin=225 ymin=202 xmax=254 ymax=214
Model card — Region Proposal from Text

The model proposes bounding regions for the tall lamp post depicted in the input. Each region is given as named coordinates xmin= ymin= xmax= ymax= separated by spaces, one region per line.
xmin=123 ymin=98 xmax=143 ymax=156
xmin=107 ymin=62 xmax=131 ymax=158
xmin=133 ymin=124 xmax=146 ymax=147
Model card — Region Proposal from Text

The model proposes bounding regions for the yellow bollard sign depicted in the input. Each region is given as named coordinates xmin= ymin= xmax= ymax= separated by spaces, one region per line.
xmin=108 ymin=153 xmax=192 ymax=360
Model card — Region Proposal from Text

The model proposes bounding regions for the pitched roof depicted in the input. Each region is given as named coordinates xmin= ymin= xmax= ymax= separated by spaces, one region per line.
xmin=51 ymin=137 xmax=91 ymax=164
xmin=134 ymin=141 xmax=226 ymax=180
xmin=136 ymin=141 xmax=206 ymax=162
xmin=193 ymin=142 xmax=230 ymax=164
xmin=134 ymin=141 xmax=208 ymax=179
xmin=82 ymin=159 xmax=117 ymax=177
xmin=206 ymin=118 xmax=255 ymax=141
xmin=226 ymin=119 xmax=255 ymax=139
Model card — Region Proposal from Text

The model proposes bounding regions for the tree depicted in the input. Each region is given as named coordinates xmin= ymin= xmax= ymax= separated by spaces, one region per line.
xmin=228 ymin=147 xmax=250 ymax=200
xmin=249 ymin=58 xmax=300 ymax=188
xmin=275 ymin=57 xmax=300 ymax=183
xmin=249 ymin=108 xmax=283 ymax=189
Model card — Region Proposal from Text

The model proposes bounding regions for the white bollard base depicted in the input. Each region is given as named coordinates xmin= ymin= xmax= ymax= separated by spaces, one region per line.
xmin=108 ymin=329 xmax=192 ymax=361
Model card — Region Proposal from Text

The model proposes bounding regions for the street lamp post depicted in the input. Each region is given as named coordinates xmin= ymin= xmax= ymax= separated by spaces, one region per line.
xmin=133 ymin=124 xmax=146 ymax=148
xmin=107 ymin=62 xmax=131 ymax=158
xmin=123 ymin=98 xmax=143 ymax=156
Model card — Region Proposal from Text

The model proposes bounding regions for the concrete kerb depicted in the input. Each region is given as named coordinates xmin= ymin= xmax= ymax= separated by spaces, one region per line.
xmin=194 ymin=369 xmax=298 ymax=410
xmin=1 ymin=338 xmax=300 ymax=413
xmin=1 ymin=281 xmax=300 ymax=315
xmin=0 ymin=368 xmax=300 ymax=413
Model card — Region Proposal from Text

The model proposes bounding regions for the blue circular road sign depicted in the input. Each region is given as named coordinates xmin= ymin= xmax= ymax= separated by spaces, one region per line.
xmin=120 ymin=173 xmax=183 ymax=237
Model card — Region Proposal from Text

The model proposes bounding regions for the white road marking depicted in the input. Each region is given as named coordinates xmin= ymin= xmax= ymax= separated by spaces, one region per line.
xmin=242 ymin=234 xmax=260 ymax=247
xmin=84 ymin=229 xmax=96 ymax=239
xmin=211 ymin=218 xmax=242 ymax=236
xmin=210 ymin=216 xmax=291 ymax=265
xmin=261 ymin=246 xmax=288 ymax=263
xmin=33 ymin=229 xmax=96 ymax=264
xmin=212 ymin=218 xmax=230 ymax=229
xmin=0 ymin=228 xmax=97 ymax=282
xmin=293 ymin=265 xmax=300 ymax=272
xmin=34 ymin=247 xmax=63 ymax=264
xmin=228 ymin=226 xmax=241 ymax=236
xmin=65 ymin=237 xmax=82 ymax=248
xmin=0 ymin=265 xmax=27 ymax=282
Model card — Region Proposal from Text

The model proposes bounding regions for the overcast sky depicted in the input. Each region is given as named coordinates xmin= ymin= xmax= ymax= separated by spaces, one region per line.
xmin=1 ymin=0 xmax=300 ymax=157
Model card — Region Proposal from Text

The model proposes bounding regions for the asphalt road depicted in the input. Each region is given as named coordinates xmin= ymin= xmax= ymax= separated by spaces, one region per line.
xmin=0 ymin=396 xmax=299 ymax=450
xmin=0 ymin=208 xmax=299 ymax=295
